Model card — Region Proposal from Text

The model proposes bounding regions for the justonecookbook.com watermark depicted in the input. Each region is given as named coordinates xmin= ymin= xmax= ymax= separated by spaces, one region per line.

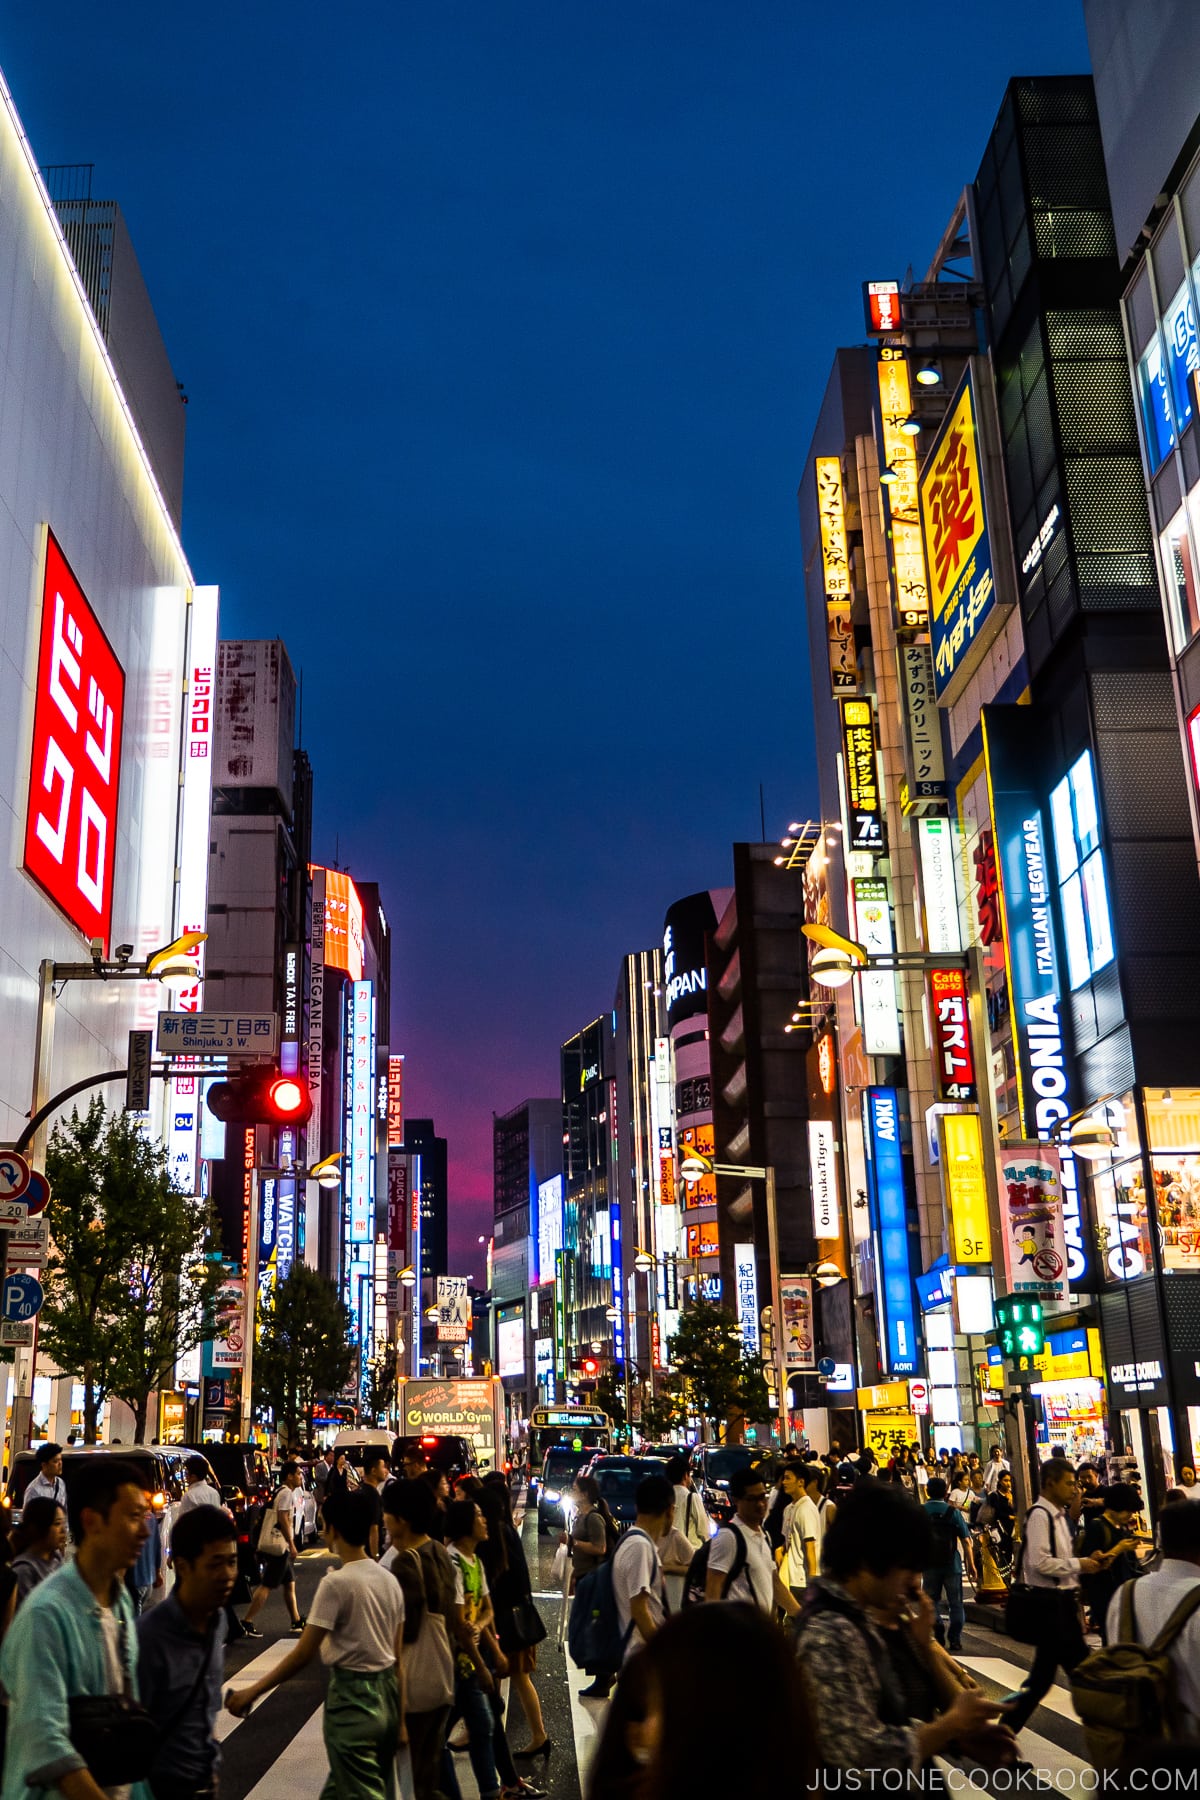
xmin=808 ymin=1771 xmax=1199 ymax=1793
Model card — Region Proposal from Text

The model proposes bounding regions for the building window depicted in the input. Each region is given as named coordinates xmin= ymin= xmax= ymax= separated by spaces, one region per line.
xmin=1138 ymin=337 xmax=1175 ymax=469
xmin=1161 ymin=505 xmax=1200 ymax=650
xmin=1049 ymin=750 xmax=1114 ymax=991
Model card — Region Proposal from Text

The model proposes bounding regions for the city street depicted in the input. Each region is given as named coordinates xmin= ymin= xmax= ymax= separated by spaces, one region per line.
xmin=218 ymin=1514 xmax=1092 ymax=1800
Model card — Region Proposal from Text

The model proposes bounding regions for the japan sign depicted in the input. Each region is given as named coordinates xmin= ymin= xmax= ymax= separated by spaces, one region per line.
xmin=816 ymin=458 xmax=858 ymax=695
xmin=436 ymin=1275 xmax=471 ymax=1342
xmin=920 ymin=367 xmax=997 ymax=698
xmin=841 ymin=699 xmax=884 ymax=853
xmin=876 ymin=348 xmax=928 ymax=628
xmin=928 ymin=967 xmax=977 ymax=1102
xmin=998 ymin=1142 xmax=1068 ymax=1303
xmin=24 ymin=533 xmax=125 ymax=949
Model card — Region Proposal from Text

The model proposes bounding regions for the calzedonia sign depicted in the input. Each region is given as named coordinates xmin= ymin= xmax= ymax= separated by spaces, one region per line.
xmin=982 ymin=708 xmax=1089 ymax=1288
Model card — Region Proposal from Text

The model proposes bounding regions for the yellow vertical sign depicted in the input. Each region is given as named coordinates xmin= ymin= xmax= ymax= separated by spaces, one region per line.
xmin=816 ymin=455 xmax=857 ymax=694
xmin=939 ymin=1111 xmax=991 ymax=1263
xmin=877 ymin=348 xmax=928 ymax=628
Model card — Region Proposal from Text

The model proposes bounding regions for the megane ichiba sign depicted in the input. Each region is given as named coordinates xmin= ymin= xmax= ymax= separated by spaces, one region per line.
xmin=24 ymin=533 xmax=125 ymax=949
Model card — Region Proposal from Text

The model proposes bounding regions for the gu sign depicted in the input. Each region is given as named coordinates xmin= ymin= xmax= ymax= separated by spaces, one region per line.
xmin=24 ymin=533 xmax=125 ymax=949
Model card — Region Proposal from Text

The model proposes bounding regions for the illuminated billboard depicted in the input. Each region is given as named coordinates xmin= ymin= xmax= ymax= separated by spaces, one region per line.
xmin=816 ymin=457 xmax=857 ymax=696
xmin=344 ymin=979 xmax=376 ymax=1242
xmin=863 ymin=279 xmax=901 ymax=334
xmin=876 ymin=348 xmax=928 ymax=628
xmin=852 ymin=876 xmax=901 ymax=1057
xmin=387 ymin=1055 xmax=405 ymax=1148
xmin=318 ymin=868 xmax=364 ymax=981
xmin=23 ymin=532 xmax=125 ymax=950
xmin=928 ymin=967 xmax=976 ymax=1103
xmin=920 ymin=367 xmax=997 ymax=700
xmin=938 ymin=1111 xmax=991 ymax=1264
xmin=841 ymin=700 xmax=884 ymax=853
xmin=864 ymin=1087 xmax=918 ymax=1375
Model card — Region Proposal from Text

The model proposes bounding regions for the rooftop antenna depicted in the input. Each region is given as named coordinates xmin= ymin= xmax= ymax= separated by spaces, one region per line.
xmin=759 ymin=782 xmax=767 ymax=843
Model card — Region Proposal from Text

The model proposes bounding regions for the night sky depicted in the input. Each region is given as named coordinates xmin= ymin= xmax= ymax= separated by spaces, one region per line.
xmin=2 ymin=6 xmax=1090 ymax=1280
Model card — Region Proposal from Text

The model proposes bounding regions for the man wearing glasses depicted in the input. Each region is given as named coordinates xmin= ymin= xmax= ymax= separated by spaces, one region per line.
xmin=705 ymin=1467 xmax=803 ymax=1619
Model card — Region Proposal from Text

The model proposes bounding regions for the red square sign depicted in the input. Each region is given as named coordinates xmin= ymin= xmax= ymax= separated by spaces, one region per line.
xmin=23 ymin=533 xmax=125 ymax=950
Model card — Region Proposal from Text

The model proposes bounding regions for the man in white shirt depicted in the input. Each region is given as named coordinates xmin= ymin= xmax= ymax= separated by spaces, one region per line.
xmin=706 ymin=1467 xmax=801 ymax=1619
xmin=24 ymin=1442 xmax=67 ymax=1510
xmin=983 ymin=1445 xmax=1010 ymax=1493
xmin=1005 ymin=1461 xmax=1104 ymax=1733
xmin=781 ymin=1465 xmax=825 ymax=1597
xmin=667 ymin=1454 xmax=712 ymax=1549
xmin=1106 ymin=1498 xmax=1200 ymax=1738
xmin=178 ymin=1455 xmax=228 ymax=1515
xmin=601 ymin=1474 xmax=675 ymax=1693
xmin=241 ymin=1461 xmax=306 ymax=1638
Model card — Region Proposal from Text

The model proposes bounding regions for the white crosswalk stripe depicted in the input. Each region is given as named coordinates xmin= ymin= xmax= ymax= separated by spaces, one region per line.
xmin=957 ymin=1651 xmax=1091 ymax=1783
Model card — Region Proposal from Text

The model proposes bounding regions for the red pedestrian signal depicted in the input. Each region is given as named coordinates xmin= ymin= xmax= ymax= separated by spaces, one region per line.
xmin=206 ymin=1066 xmax=313 ymax=1126
xmin=581 ymin=1357 xmax=599 ymax=1376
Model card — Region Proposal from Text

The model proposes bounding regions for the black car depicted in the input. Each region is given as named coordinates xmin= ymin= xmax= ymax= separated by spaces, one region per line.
xmin=394 ymin=1434 xmax=478 ymax=1482
xmin=690 ymin=1445 xmax=772 ymax=1524
xmin=187 ymin=1441 xmax=273 ymax=1580
xmin=536 ymin=1446 xmax=592 ymax=1533
xmin=585 ymin=1455 xmax=670 ymax=1530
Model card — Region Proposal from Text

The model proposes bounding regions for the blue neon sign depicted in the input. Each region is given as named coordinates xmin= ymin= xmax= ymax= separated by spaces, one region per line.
xmin=863 ymin=1087 xmax=919 ymax=1375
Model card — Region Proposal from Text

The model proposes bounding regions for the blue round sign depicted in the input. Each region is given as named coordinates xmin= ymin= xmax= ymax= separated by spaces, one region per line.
xmin=817 ymin=1356 xmax=836 ymax=1378
xmin=3 ymin=1271 xmax=43 ymax=1322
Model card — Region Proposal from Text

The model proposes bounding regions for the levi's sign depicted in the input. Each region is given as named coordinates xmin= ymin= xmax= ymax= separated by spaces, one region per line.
xmin=156 ymin=1012 xmax=279 ymax=1056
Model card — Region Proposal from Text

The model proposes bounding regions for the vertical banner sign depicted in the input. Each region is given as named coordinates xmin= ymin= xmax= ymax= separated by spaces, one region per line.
xmin=982 ymin=707 xmax=1088 ymax=1287
xmin=898 ymin=643 xmax=946 ymax=803
xmin=258 ymin=1176 xmax=278 ymax=1322
xmin=651 ymin=1037 xmax=676 ymax=1206
xmin=998 ymin=1142 xmax=1068 ymax=1302
xmin=780 ymin=1275 xmax=816 ymax=1369
xmin=841 ymin=700 xmax=885 ymax=853
xmin=919 ymin=366 xmax=997 ymax=699
xmin=815 ymin=456 xmax=857 ymax=695
xmin=918 ymin=817 xmax=964 ymax=953
xmin=864 ymin=1088 xmax=918 ymax=1375
xmin=307 ymin=867 xmax=326 ymax=1165
xmin=863 ymin=279 xmax=901 ymax=334
xmin=734 ymin=1245 xmax=760 ymax=1359
xmin=387 ymin=1056 xmax=405 ymax=1148
xmin=937 ymin=1112 xmax=992 ymax=1263
xmin=345 ymin=980 xmax=376 ymax=1242
xmin=410 ymin=1150 xmax=422 ymax=1365
xmin=808 ymin=1119 xmax=840 ymax=1238
xmin=436 ymin=1276 xmax=470 ymax=1342
xmin=554 ymin=1249 xmax=567 ymax=1382
xmin=928 ymin=968 xmax=977 ymax=1101
xmin=386 ymin=1152 xmax=408 ymax=1329
xmin=852 ymin=876 xmax=902 ymax=1057
xmin=876 ymin=348 xmax=928 ymax=628
xmin=23 ymin=531 xmax=126 ymax=950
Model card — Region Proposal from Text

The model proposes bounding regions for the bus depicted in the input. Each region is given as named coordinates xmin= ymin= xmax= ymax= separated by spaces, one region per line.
xmin=528 ymin=1406 xmax=612 ymax=1469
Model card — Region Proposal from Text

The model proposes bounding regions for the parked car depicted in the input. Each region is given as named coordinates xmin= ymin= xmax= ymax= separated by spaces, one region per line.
xmin=690 ymin=1445 xmax=770 ymax=1524
xmin=331 ymin=1427 xmax=396 ymax=1471
xmin=394 ymin=1433 xmax=479 ymax=1482
xmin=187 ymin=1441 xmax=273 ymax=1575
xmin=639 ymin=1443 xmax=687 ymax=1462
xmin=585 ymin=1456 xmax=671 ymax=1531
xmin=536 ymin=1445 xmax=592 ymax=1534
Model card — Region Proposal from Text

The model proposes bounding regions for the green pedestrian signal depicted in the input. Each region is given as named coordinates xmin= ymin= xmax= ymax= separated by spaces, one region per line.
xmin=993 ymin=1293 xmax=1045 ymax=1361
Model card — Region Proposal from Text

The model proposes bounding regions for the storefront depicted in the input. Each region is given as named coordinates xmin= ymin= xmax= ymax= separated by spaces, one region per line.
xmin=857 ymin=1380 xmax=920 ymax=1460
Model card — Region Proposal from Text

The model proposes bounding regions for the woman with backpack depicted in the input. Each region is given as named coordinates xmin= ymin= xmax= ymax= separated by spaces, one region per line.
xmin=567 ymin=1476 xmax=613 ymax=1583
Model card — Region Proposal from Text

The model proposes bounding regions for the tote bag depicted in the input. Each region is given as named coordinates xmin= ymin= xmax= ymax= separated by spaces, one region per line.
xmin=402 ymin=1550 xmax=455 ymax=1712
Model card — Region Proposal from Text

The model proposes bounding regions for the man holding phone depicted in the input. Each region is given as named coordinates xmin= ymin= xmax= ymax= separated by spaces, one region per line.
xmin=1079 ymin=1482 xmax=1143 ymax=1641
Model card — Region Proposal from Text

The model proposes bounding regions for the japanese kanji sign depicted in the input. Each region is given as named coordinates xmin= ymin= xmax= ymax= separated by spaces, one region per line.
xmin=973 ymin=827 xmax=1003 ymax=946
xmin=24 ymin=533 xmax=125 ymax=949
xmin=841 ymin=699 xmax=885 ymax=852
xmin=998 ymin=1143 xmax=1068 ymax=1303
xmin=920 ymin=367 xmax=997 ymax=698
xmin=928 ymin=967 xmax=977 ymax=1103
xmin=876 ymin=348 xmax=928 ymax=629
xmin=436 ymin=1275 xmax=471 ymax=1342
xmin=156 ymin=1011 xmax=279 ymax=1055
xmin=816 ymin=457 xmax=858 ymax=695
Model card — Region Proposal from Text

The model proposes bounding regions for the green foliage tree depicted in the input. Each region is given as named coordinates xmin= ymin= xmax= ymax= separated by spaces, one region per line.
xmin=637 ymin=1376 xmax=687 ymax=1443
xmin=668 ymin=1300 xmax=770 ymax=1443
xmin=42 ymin=1101 xmax=219 ymax=1443
xmin=595 ymin=1370 xmax=627 ymax=1433
xmin=254 ymin=1265 xmax=355 ymax=1445
xmin=363 ymin=1350 xmax=397 ymax=1427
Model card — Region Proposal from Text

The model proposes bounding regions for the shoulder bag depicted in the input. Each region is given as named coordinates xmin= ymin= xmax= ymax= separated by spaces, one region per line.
xmin=69 ymin=1614 xmax=217 ymax=1787
xmin=1005 ymin=1502 xmax=1078 ymax=1643
xmin=401 ymin=1549 xmax=455 ymax=1713
xmin=257 ymin=1490 xmax=288 ymax=1558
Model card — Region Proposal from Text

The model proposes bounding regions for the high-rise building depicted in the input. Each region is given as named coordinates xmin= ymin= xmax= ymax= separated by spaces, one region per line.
xmin=402 ymin=1118 xmax=448 ymax=1286
xmin=661 ymin=890 xmax=732 ymax=1304
xmin=492 ymin=1099 xmax=561 ymax=1426
xmin=561 ymin=1017 xmax=619 ymax=1378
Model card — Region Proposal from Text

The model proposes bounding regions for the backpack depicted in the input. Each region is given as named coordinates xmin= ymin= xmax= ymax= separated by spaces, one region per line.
xmin=1070 ymin=1577 xmax=1200 ymax=1769
xmin=568 ymin=1527 xmax=653 ymax=1672
xmin=925 ymin=1505 xmax=961 ymax=1572
xmin=681 ymin=1520 xmax=749 ymax=1607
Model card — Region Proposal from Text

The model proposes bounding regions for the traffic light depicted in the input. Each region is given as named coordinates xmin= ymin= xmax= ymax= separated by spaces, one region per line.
xmin=581 ymin=1357 xmax=599 ymax=1377
xmin=206 ymin=1066 xmax=313 ymax=1126
xmin=993 ymin=1293 xmax=1045 ymax=1361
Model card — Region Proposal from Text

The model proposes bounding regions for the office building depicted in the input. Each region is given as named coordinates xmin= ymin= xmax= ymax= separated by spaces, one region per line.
xmin=492 ymin=1098 xmax=561 ymax=1426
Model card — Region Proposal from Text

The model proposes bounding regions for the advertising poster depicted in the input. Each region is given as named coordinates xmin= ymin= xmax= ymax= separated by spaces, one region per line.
xmin=435 ymin=1275 xmax=471 ymax=1342
xmin=998 ymin=1142 xmax=1068 ymax=1302
xmin=920 ymin=365 xmax=997 ymax=698
xmin=780 ymin=1275 xmax=815 ymax=1369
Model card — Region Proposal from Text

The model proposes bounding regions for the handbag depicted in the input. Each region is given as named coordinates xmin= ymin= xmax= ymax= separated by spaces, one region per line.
xmin=401 ymin=1550 xmax=455 ymax=1713
xmin=508 ymin=1596 xmax=547 ymax=1650
xmin=69 ymin=1614 xmax=216 ymax=1787
xmin=257 ymin=1492 xmax=288 ymax=1558
xmin=550 ymin=1541 xmax=569 ymax=1585
xmin=1005 ymin=1503 xmax=1079 ymax=1644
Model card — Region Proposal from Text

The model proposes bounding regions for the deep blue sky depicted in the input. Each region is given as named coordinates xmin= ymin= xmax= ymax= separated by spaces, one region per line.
xmin=2 ymin=5 xmax=1090 ymax=1279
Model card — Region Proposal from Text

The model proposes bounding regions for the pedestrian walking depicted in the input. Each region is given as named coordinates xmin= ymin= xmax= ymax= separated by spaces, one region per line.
xmin=704 ymin=1466 xmax=801 ymax=1619
xmin=227 ymin=1487 xmax=406 ymax=1800
xmin=479 ymin=1473 xmax=550 ymax=1767
xmin=588 ymin=1603 xmax=816 ymax=1800
xmin=22 ymin=1442 xmax=67 ymax=1511
xmin=1003 ymin=1459 xmax=1108 ymax=1732
xmin=0 ymin=1459 xmax=154 ymax=1800
xmin=241 ymin=1458 xmax=306 ymax=1638
xmin=566 ymin=1475 xmax=612 ymax=1585
xmin=983 ymin=1445 xmax=1009 ymax=1493
xmin=779 ymin=1463 xmax=823 ymax=1600
xmin=382 ymin=1479 xmax=456 ymax=1800
xmin=921 ymin=1476 xmax=974 ymax=1652
xmin=178 ymin=1455 xmax=226 ymax=1515
xmin=441 ymin=1496 xmax=503 ymax=1800
xmin=127 ymin=1503 xmax=165 ymax=1614
xmin=10 ymin=1497 xmax=66 ymax=1601
xmin=795 ymin=1483 xmax=1004 ymax=1776
xmin=137 ymin=1504 xmax=236 ymax=1800
xmin=1079 ymin=1481 xmax=1142 ymax=1641
xmin=606 ymin=1474 xmax=674 ymax=1680
xmin=313 ymin=1444 xmax=336 ymax=1515
xmin=1103 ymin=1497 xmax=1200 ymax=1737
xmin=359 ymin=1449 xmax=391 ymax=1559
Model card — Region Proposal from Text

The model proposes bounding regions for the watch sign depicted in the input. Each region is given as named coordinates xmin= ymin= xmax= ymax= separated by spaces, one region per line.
xmin=23 ymin=533 xmax=125 ymax=949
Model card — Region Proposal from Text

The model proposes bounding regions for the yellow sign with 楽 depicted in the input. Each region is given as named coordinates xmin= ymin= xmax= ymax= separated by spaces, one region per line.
xmin=940 ymin=1111 xmax=992 ymax=1264
xmin=920 ymin=376 xmax=987 ymax=624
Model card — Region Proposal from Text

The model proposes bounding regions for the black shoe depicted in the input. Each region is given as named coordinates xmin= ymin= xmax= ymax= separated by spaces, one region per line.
xmin=514 ymin=1739 xmax=552 ymax=1762
xmin=240 ymin=1623 xmax=263 ymax=1639
xmin=948 ymin=1640 xmax=964 ymax=1654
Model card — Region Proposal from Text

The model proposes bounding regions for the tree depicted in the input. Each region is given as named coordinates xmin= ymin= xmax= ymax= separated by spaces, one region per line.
xmin=668 ymin=1300 xmax=770 ymax=1442
xmin=363 ymin=1350 xmax=397 ymax=1427
xmin=595 ymin=1371 xmax=627 ymax=1433
xmin=42 ymin=1100 xmax=226 ymax=1443
xmin=637 ymin=1376 xmax=686 ymax=1443
xmin=254 ymin=1265 xmax=355 ymax=1445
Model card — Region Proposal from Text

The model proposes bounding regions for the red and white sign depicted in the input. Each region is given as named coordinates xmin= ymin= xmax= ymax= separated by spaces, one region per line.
xmin=24 ymin=534 xmax=125 ymax=949
xmin=928 ymin=968 xmax=977 ymax=1103
xmin=864 ymin=279 xmax=902 ymax=334
xmin=909 ymin=1378 xmax=930 ymax=1415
